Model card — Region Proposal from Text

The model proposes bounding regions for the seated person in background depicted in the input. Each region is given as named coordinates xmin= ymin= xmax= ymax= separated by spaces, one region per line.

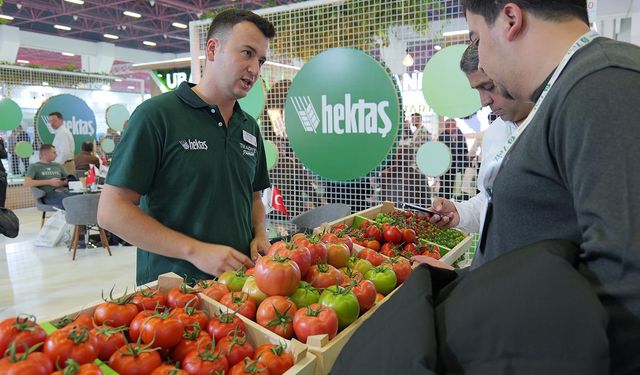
xmin=24 ymin=144 xmax=72 ymax=209
xmin=74 ymin=141 xmax=100 ymax=172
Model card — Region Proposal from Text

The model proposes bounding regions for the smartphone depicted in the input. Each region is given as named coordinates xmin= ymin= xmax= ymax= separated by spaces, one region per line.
xmin=400 ymin=202 xmax=440 ymax=216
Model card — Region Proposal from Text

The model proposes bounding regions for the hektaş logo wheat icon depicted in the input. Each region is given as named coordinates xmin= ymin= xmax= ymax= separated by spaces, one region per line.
xmin=284 ymin=48 xmax=400 ymax=181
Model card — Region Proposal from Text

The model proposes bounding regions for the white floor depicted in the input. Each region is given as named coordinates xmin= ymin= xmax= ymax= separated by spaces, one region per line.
xmin=0 ymin=207 xmax=137 ymax=322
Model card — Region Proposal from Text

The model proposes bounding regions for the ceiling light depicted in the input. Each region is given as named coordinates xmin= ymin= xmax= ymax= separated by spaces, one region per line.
xmin=402 ymin=50 xmax=414 ymax=67
xmin=64 ymin=0 xmax=85 ymax=4
xmin=172 ymin=22 xmax=187 ymax=29
xmin=104 ymin=34 xmax=119 ymax=40
xmin=16 ymin=59 xmax=29 ymax=64
xmin=16 ymin=4 xmax=23 ymax=10
xmin=115 ymin=78 xmax=123 ymax=82
xmin=442 ymin=29 xmax=469 ymax=37
xmin=0 ymin=15 xmax=15 ymax=21
xmin=127 ymin=86 xmax=135 ymax=89
xmin=123 ymin=11 xmax=141 ymax=18
xmin=54 ymin=24 xmax=72 ymax=31
xmin=42 ymin=82 xmax=49 ymax=86
xmin=143 ymin=41 xmax=157 ymax=47
xmin=62 ymin=52 xmax=75 ymax=56
xmin=434 ymin=45 xmax=442 ymax=51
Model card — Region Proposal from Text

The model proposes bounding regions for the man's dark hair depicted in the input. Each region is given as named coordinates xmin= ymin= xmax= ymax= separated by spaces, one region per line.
xmin=463 ymin=0 xmax=588 ymax=26
xmin=460 ymin=42 xmax=479 ymax=74
xmin=39 ymin=144 xmax=55 ymax=156
xmin=206 ymin=9 xmax=275 ymax=41
xmin=48 ymin=112 xmax=63 ymax=120
xmin=81 ymin=141 xmax=93 ymax=152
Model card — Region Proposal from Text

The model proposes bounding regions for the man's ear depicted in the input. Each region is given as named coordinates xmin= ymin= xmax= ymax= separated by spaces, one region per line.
xmin=503 ymin=3 xmax=525 ymax=41
xmin=205 ymin=38 xmax=219 ymax=61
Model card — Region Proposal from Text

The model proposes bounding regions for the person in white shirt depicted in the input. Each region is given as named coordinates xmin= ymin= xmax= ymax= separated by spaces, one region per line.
xmin=427 ymin=43 xmax=532 ymax=233
xmin=48 ymin=112 xmax=76 ymax=176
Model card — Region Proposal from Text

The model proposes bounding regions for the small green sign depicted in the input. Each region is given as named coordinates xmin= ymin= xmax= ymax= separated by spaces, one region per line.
xmin=36 ymin=94 xmax=96 ymax=154
xmin=285 ymin=48 xmax=400 ymax=181
xmin=101 ymin=138 xmax=115 ymax=154
xmin=238 ymin=79 xmax=266 ymax=120
xmin=422 ymin=44 xmax=481 ymax=118
xmin=264 ymin=140 xmax=279 ymax=170
xmin=15 ymin=141 xmax=33 ymax=158
xmin=0 ymin=98 xmax=22 ymax=131
xmin=105 ymin=104 xmax=129 ymax=132
xmin=416 ymin=141 xmax=451 ymax=177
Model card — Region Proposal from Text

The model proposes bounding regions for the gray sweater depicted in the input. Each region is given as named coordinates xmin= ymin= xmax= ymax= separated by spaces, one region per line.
xmin=476 ymin=37 xmax=640 ymax=373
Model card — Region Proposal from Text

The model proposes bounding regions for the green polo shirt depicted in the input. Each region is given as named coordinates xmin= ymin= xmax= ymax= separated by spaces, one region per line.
xmin=26 ymin=162 xmax=67 ymax=194
xmin=107 ymin=81 xmax=270 ymax=285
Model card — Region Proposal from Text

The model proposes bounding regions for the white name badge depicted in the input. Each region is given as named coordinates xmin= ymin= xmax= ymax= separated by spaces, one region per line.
xmin=242 ymin=130 xmax=257 ymax=147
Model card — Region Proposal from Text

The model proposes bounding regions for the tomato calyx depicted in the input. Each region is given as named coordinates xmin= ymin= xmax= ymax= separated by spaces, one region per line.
xmin=271 ymin=253 xmax=293 ymax=263
xmin=9 ymin=314 xmax=39 ymax=332
xmin=316 ymin=262 xmax=330 ymax=273
xmin=264 ymin=302 xmax=294 ymax=333
xmin=225 ymin=327 xmax=249 ymax=347
xmin=137 ymin=285 xmax=160 ymax=298
xmin=92 ymin=321 xmax=128 ymax=338
xmin=195 ymin=341 xmax=224 ymax=362
xmin=3 ymin=341 xmax=43 ymax=363
xmin=216 ymin=311 xmax=238 ymax=324
xmin=304 ymin=304 xmax=325 ymax=318
xmin=58 ymin=359 xmax=82 ymax=375
xmin=102 ymin=285 xmax=135 ymax=305
xmin=119 ymin=338 xmax=159 ymax=357
xmin=182 ymin=322 xmax=203 ymax=340
xmin=178 ymin=282 xmax=199 ymax=295
xmin=237 ymin=356 xmax=267 ymax=374
xmin=269 ymin=342 xmax=288 ymax=356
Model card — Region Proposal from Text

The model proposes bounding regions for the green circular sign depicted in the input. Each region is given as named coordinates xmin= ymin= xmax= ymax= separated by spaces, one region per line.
xmin=238 ymin=79 xmax=266 ymax=119
xmin=285 ymin=48 xmax=400 ymax=181
xmin=36 ymin=94 xmax=96 ymax=154
xmin=0 ymin=98 xmax=23 ymax=131
xmin=422 ymin=44 xmax=481 ymax=118
xmin=15 ymin=141 xmax=33 ymax=158
xmin=416 ymin=141 xmax=451 ymax=177
xmin=264 ymin=140 xmax=279 ymax=171
xmin=101 ymin=138 xmax=115 ymax=153
xmin=105 ymin=104 xmax=129 ymax=132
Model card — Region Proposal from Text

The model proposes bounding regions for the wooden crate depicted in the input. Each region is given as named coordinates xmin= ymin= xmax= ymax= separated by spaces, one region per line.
xmin=316 ymin=201 xmax=473 ymax=265
xmin=43 ymin=272 xmax=316 ymax=375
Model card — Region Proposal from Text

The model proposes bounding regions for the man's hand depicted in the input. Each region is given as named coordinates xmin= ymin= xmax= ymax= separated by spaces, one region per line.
xmin=50 ymin=178 xmax=67 ymax=187
xmin=190 ymin=244 xmax=254 ymax=277
xmin=410 ymin=255 xmax=455 ymax=271
xmin=429 ymin=197 xmax=460 ymax=228
xmin=250 ymin=232 xmax=270 ymax=261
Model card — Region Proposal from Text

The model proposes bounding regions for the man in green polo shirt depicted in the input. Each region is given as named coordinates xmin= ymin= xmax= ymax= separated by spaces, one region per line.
xmin=98 ymin=9 xmax=275 ymax=285
xmin=24 ymin=144 xmax=71 ymax=209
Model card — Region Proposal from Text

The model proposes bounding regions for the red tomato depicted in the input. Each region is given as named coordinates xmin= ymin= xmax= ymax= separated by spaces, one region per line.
xmin=306 ymin=240 xmax=328 ymax=265
xmin=268 ymin=244 xmax=312 ymax=278
xmin=196 ymin=280 xmax=229 ymax=301
xmin=0 ymin=315 xmax=47 ymax=355
xmin=56 ymin=314 xmax=94 ymax=333
xmin=320 ymin=232 xmax=338 ymax=244
xmin=0 ymin=343 xmax=53 ymax=375
xmin=402 ymin=243 xmax=420 ymax=258
xmin=339 ymin=267 xmax=364 ymax=286
xmin=219 ymin=292 xmax=257 ymax=320
xmin=150 ymin=364 xmax=187 ymax=375
xmin=380 ymin=242 xmax=400 ymax=258
xmin=93 ymin=288 xmax=140 ymax=328
xmin=127 ymin=309 xmax=153 ymax=342
xmin=254 ymin=343 xmax=294 ymax=375
xmin=171 ymin=324 xmax=213 ymax=364
xmin=90 ymin=323 xmax=127 ymax=361
xmin=44 ymin=327 xmax=99 ymax=368
xmin=131 ymin=287 xmax=167 ymax=312
xmin=358 ymin=248 xmax=386 ymax=267
xmin=400 ymin=228 xmax=417 ymax=243
xmin=229 ymin=357 xmax=268 ymax=375
xmin=267 ymin=240 xmax=289 ymax=254
xmin=215 ymin=329 xmax=254 ymax=368
xmin=140 ymin=311 xmax=185 ymax=349
xmin=109 ymin=343 xmax=163 ymax=375
xmin=254 ymin=255 xmax=301 ymax=297
xmin=364 ymin=224 xmax=383 ymax=242
xmin=350 ymin=279 xmax=377 ymax=314
xmin=51 ymin=359 xmax=102 ymax=375
xmin=167 ymin=284 xmax=201 ymax=309
xmin=183 ymin=342 xmax=229 ymax=375
xmin=256 ymin=296 xmax=297 ymax=339
xmin=383 ymin=226 xmax=402 ymax=244
xmin=291 ymin=232 xmax=308 ymax=245
xmin=169 ymin=301 xmax=209 ymax=330
xmin=421 ymin=248 xmax=441 ymax=260
xmin=326 ymin=242 xmax=350 ymax=269
xmin=383 ymin=257 xmax=412 ymax=284
xmin=305 ymin=263 xmax=342 ymax=290
xmin=330 ymin=223 xmax=348 ymax=234
xmin=336 ymin=234 xmax=354 ymax=251
xmin=206 ymin=312 xmax=245 ymax=342
xmin=292 ymin=303 xmax=339 ymax=343
xmin=364 ymin=239 xmax=381 ymax=251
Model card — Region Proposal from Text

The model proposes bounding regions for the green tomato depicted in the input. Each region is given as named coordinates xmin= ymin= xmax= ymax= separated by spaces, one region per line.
xmin=289 ymin=281 xmax=320 ymax=308
xmin=242 ymin=276 xmax=268 ymax=305
xmin=348 ymin=257 xmax=373 ymax=276
xmin=218 ymin=267 xmax=249 ymax=292
xmin=364 ymin=265 xmax=397 ymax=296
xmin=319 ymin=285 xmax=360 ymax=330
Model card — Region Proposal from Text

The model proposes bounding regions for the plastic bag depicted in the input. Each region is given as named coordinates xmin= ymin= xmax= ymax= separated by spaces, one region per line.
xmin=34 ymin=210 xmax=71 ymax=247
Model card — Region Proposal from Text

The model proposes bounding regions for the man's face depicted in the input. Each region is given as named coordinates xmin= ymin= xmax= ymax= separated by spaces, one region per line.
xmin=466 ymin=69 xmax=521 ymax=122
xmin=48 ymin=115 xmax=62 ymax=129
xmin=42 ymin=147 xmax=57 ymax=162
xmin=208 ymin=21 xmax=269 ymax=101
xmin=411 ymin=114 xmax=422 ymax=128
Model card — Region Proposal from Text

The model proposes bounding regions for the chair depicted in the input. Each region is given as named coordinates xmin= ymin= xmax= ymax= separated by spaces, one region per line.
xmin=62 ymin=194 xmax=112 ymax=261
xmin=30 ymin=187 xmax=57 ymax=228
xmin=290 ymin=203 xmax=351 ymax=232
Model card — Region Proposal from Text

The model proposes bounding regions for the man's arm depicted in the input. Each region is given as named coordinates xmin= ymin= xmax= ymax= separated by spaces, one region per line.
xmin=97 ymin=184 xmax=254 ymax=276
xmin=249 ymin=191 xmax=270 ymax=260
xmin=23 ymin=176 xmax=66 ymax=188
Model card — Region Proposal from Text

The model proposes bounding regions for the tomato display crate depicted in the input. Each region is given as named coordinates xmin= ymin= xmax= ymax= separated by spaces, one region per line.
xmin=316 ymin=201 xmax=473 ymax=265
xmin=43 ymin=273 xmax=317 ymax=375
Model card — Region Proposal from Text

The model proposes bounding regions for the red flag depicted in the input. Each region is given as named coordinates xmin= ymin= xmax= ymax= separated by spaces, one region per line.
xmin=271 ymin=186 xmax=289 ymax=218
xmin=85 ymin=165 xmax=96 ymax=185
xmin=99 ymin=154 xmax=107 ymax=166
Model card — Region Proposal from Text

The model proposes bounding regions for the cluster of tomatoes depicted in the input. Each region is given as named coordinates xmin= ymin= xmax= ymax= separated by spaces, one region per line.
xmin=0 ymin=284 xmax=296 ymax=375
xmin=207 ymin=230 xmax=413 ymax=346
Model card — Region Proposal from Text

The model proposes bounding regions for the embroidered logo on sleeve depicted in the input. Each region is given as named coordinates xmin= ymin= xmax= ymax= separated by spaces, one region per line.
xmin=179 ymin=139 xmax=209 ymax=150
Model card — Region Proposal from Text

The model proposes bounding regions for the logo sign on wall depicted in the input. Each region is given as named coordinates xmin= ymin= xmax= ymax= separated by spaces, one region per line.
xmin=36 ymin=94 xmax=96 ymax=154
xmin=285 ymin=47 xmax=400 ymax=181
xmin=154 ymin=68 xmax=192 ymax=91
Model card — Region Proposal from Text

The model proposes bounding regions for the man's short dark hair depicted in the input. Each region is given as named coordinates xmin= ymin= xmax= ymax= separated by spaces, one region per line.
xmin=206 ymin=9 xmax=275 ymax=41
xmin=460 ymin=42 xmax=479 ymax=74
xmin=48 ymin=112 xmax=63 ymax=120
xmin=39 ymin=144 xmax=55 ymax=156
xmin=463 ymin=0 xmax=588 ymax=26
xmin=81 ymin=141 xmax=93 ymax=152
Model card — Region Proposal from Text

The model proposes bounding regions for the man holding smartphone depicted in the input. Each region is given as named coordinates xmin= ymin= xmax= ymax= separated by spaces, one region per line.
xmin=24 ymin=144 xmax=72 ymax=209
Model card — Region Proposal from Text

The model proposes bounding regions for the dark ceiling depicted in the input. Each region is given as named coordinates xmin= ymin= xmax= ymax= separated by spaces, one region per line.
xmin=1 ymin=0 xmax=302 ymax=53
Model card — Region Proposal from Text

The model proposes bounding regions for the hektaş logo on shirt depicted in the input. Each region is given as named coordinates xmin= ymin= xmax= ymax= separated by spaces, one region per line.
xmin=179 ymin=139 xmax=208 ymax=150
